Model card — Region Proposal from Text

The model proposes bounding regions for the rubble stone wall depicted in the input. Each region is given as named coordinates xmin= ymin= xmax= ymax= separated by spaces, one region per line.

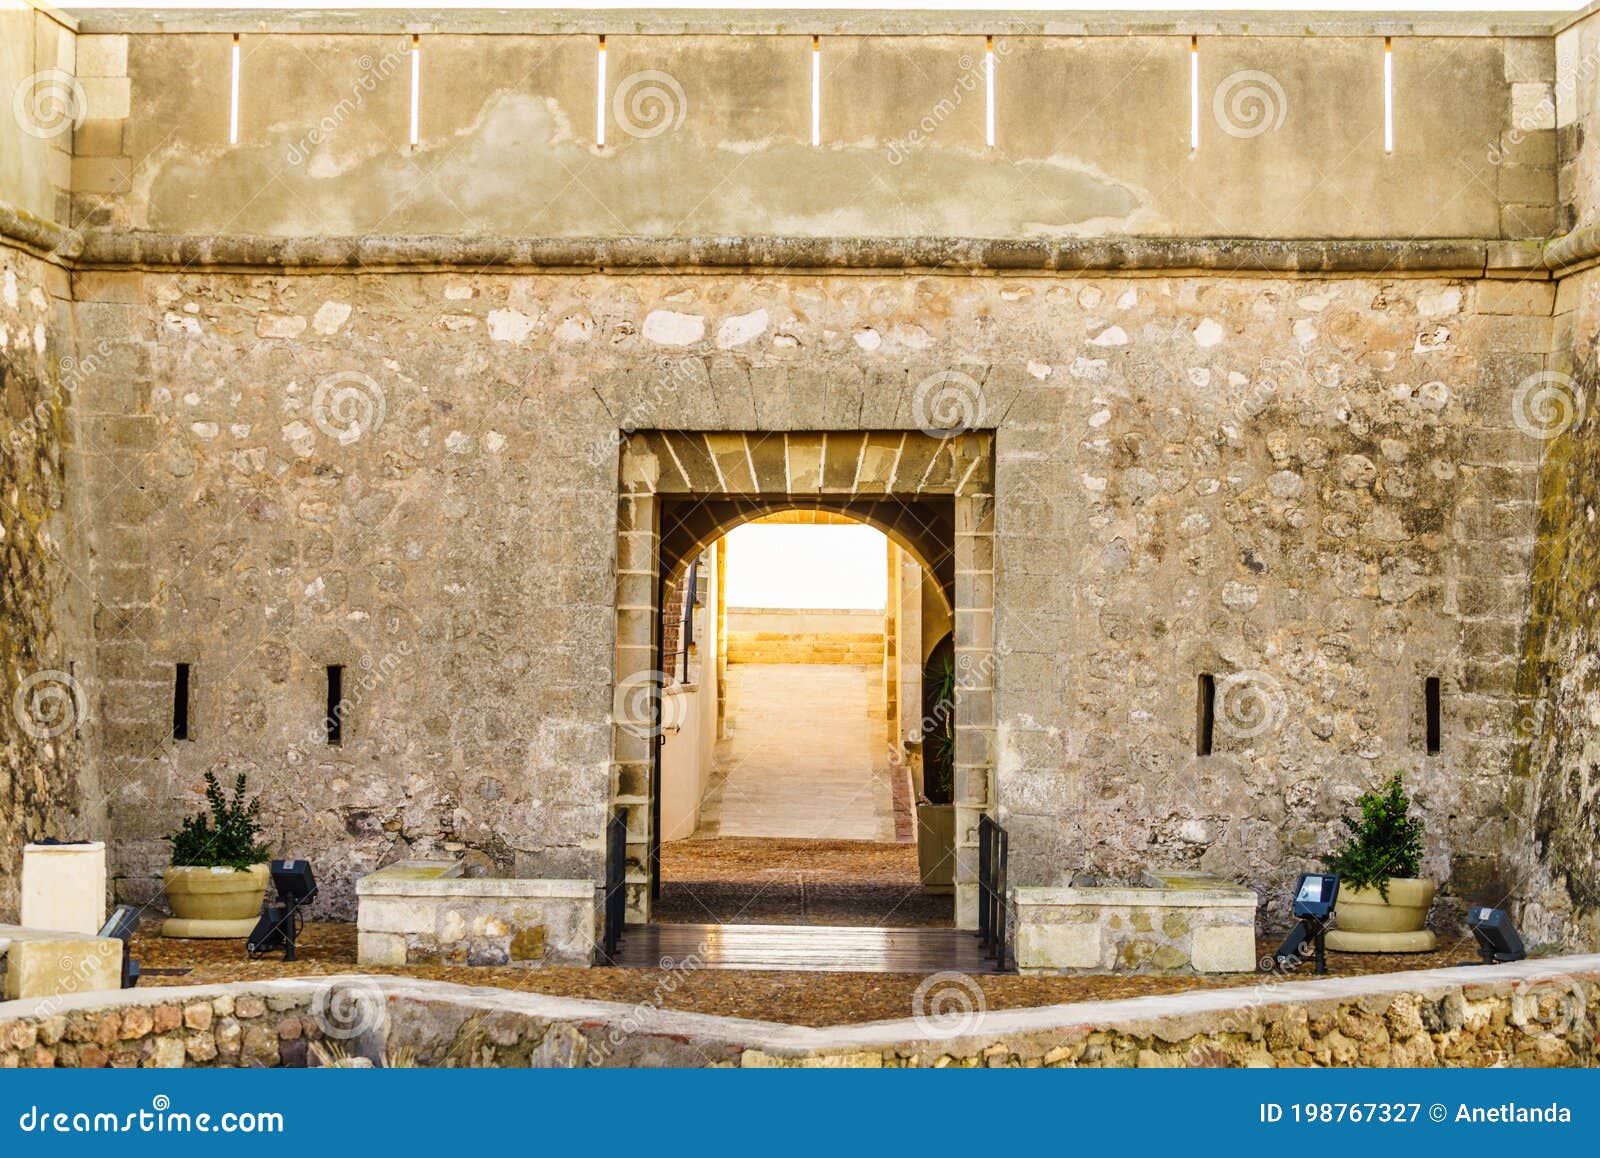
xmin=64 ymin=268 xmax=1549 ymax=924
xmin=1 ymin=957 xmax=1595 ymax=1068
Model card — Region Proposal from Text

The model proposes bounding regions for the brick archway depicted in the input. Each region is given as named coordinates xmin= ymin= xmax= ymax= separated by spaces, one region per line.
xmin=613 ymin=431 xmax=995 ymax=927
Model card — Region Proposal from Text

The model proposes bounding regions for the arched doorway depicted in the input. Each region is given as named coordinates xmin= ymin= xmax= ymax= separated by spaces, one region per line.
xmin=611 ymin=431 xmax=996 ymax=935
xmin=652 ymin=510 xmax=954 ymax=929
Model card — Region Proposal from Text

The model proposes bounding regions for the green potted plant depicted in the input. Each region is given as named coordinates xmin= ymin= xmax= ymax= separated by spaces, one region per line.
xmin=1322 ymin=773 xmax=1437 ymax=953
xmin=161 ymin=771 xmax=272 ymax=938
xmin=915 ymin=645 xmax=957 ymax=895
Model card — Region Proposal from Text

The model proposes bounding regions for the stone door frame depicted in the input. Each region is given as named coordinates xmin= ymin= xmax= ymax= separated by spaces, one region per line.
xmin=613 ymin=431 xmax=996 ymax=928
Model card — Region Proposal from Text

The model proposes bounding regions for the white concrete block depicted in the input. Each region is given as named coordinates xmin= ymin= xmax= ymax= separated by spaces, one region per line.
xmin=22 ymin=842 xmax=106 ymax=936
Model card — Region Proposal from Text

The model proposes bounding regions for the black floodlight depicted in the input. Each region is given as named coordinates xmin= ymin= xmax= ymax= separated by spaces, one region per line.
xmin=97 ymin=904 xmax=141 ymax=989
xmin=1467 ymin=906 xmax=1526 ymax=964
xmin=1265 ymin=872 xmax=1340 ymax=975
xmin=247 ymin=860 xmax=318 ymax=962
xmin=1292 ymin=872 xmax=1339 ymax=920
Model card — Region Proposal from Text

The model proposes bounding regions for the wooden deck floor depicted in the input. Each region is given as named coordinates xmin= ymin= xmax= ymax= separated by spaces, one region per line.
xmin=610 ymin=922 xmax=1001 ymax=974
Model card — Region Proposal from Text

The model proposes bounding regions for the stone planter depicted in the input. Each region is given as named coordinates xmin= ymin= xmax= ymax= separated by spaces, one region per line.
xmin=1013 ymin=871 xmax=1260 ymax=974
xmin=1327 ymin=877 xmax=1437 ymax=953
xmin=356 ymin=860 xmax=595 ymax=967
xmin=915 ymin=804 xmax=954 ymax=894
xmin=161 ymin=864 xmax=269 ymax=938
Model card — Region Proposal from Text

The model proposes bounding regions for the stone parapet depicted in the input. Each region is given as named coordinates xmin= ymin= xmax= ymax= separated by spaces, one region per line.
xmin=1 ymin=955 xmax=1597 ymax=1067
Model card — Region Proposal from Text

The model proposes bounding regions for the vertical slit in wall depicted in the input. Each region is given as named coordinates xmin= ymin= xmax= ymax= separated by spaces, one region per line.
xmin=326 ymin=665 xmax=344 ymax=747
xmin=985 ymin=36 xmax=995 ymax=148
xmin=173 ymin=663 xmax=191 ymax=741
xmin=1425 ymin=676 xmax=1441 ymax=754
xmin=1189 ymin=36 xmax=1200 ymax=152
xmin=409 ymin=35 xmax=420 ymax=148
xmin=596 ymin=35 xmax=607 ymax=146
xmin=1383 ymin=37 xmax=1394 ymax=153
xmin=1197 ymin=673 xmax=1216 ymax=756
xmin=229 ymin=34 xmax=240 ymax=145
xmin=811 ymin=36 xmax=821 ymax=147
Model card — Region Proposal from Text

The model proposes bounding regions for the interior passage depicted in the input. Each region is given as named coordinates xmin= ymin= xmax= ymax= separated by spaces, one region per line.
xmin=700 ymin=663 xmax=895 ymax=842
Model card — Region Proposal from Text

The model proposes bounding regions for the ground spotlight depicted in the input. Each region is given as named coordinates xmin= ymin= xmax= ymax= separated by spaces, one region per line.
xmin=1265 ymin=872 xmax=1339 ymax=975
xmin=1467 ymin=906 xmax=1526 ymax=964
xmin=97 ymin=904 xmax=141 ymax=988
xmin=247 ymin=860 xmax=318 ymax=962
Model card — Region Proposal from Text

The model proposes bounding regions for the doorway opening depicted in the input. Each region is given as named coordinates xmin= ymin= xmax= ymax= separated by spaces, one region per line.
xmin=610 ymin=430 xmax=997 ymax=955
xmin=653 ymin=513 xmax=956 ymax=931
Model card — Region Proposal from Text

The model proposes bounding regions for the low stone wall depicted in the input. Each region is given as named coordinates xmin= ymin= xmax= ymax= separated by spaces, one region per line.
xmin=2 ymin=956 xmax=1596 ymax=1068
xmin=356 ymin=864 xmax=594 ymax=968
xmin=725 ymin=607 xmax=885 ymax=665
xmin=725 ymin=632 xmax=885 ymax=664
xmin=1013 ymin=872 xmax=1260 ymax=975
xmin=0 ymin=986 xmax=320 ymax=1069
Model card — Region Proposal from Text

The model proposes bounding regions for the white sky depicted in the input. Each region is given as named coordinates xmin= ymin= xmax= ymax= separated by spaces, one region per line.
xmin=723 ymin=523 xmax=888 ymax=610
xmin=49 ymin=1 xmax=1589 ymax=11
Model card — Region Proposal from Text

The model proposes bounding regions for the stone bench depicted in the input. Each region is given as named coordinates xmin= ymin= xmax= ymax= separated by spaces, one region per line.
xmin=1012 ymin=870 xmax=1259 ymax=975
xmin=356 ymin=861 xmax=594 ymax=968
xmin=0 ymin=925 xmax=122 ymax=1000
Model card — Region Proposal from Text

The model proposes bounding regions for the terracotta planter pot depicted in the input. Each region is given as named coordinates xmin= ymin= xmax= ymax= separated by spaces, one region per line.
xmin=1327 ymin=877 xmax=1437 ymax=953
xmin=161 ymin=863 xmax=269 ymax=938
xmin=916 ymin=804 xmax=955 ymax=894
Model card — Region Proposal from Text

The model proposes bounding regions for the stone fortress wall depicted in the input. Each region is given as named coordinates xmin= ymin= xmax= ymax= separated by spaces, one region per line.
xmin=0 ymin=4 xmax=1597 ymax=941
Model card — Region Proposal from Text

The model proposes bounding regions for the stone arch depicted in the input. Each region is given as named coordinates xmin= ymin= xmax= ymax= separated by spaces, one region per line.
xmin=658 ymin=494 xmax=956 ymax=613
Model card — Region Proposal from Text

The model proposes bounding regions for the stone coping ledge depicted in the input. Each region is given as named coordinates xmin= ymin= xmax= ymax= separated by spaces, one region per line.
xmin=356 ymin=876 xmax=593 ymax=900
xmin=63 ymin=8 xmax=1566 ymax=38
xmin=0 ymin=925 xmax=105 ymax=950
xmin=0 ymin=219 xmax=1532 ymax=275
xmin=1015 ymin=886 xmax=1258 ymax=909
xmin=3 ymin=953 xmax=1598 ymax=1053
xmin=1 ymin=203 xmax=1585 ymax=277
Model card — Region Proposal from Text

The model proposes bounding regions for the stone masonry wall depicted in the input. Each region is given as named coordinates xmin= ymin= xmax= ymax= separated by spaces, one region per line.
xmin=1512 ymin=264 xmax=1600 ymax=948
xmin=66 ymin=267 xmax=1551 ymax=926
xmin=0 ymin=242 xmax=96 ymax=923
xmin=2 ymin=958 xmax=1596 ymax=1067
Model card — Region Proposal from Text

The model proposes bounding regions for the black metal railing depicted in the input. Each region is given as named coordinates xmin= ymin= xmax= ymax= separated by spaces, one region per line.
xmin=601 ymin=808 xmax=627 ymax=964
xmin=977 ymin=814 xmax=1010 ymax=971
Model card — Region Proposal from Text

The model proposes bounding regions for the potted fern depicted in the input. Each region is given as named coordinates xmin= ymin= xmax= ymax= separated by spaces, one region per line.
xmin=161 ymin=771 xmax=271 ymax=938
xmin=1322 ymin=773 xmax=1437 ymax=953
xmin=915 ymin=646 xmax=957 ymax=895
